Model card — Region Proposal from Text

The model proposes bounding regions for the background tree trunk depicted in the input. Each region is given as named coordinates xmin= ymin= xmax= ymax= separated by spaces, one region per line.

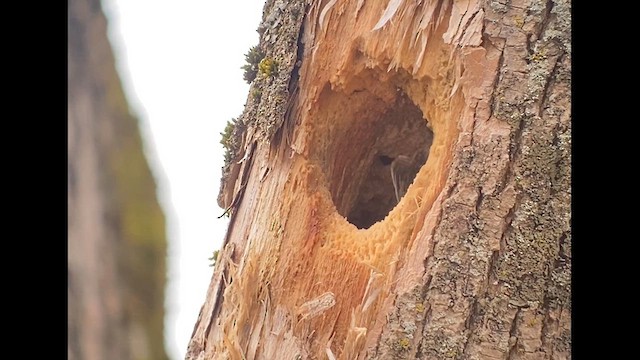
xmin=68 ymin=0 xmax=169 ymax=358
xmin=187 ymin=0 xmax=570 ymax=359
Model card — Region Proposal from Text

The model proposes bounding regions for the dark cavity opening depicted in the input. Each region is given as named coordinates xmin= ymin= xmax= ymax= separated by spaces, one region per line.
xmin=314 ymin=80 xmax=433 ymax=229
xmin=345 ymin=93 xmax=432 ymax=229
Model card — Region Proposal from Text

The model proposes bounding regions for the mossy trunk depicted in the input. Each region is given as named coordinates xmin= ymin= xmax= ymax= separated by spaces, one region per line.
xmin=188 ymin=0 xmax=570 ymax=359
xmin=68 ymin=0 xmax=169 ymax=359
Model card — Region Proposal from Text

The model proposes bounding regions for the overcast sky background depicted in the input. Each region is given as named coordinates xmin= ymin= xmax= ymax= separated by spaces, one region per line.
xmin=101 ymin=1 xmax=265 ymax=359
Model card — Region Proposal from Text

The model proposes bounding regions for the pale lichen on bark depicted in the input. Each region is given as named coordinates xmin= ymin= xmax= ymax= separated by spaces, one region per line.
xmin=217 ymin=0 xmax=306 ymax=210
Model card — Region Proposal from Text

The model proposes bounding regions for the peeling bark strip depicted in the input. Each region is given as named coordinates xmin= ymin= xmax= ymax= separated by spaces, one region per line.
xmin=188 ymin=0 xmax=570 ymax=359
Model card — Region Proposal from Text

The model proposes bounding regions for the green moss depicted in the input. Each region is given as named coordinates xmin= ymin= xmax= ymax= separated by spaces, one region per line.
xmin=396 ymin=338 xmax=411 ymax=351
xmin=251 ymin=87 xmax=263 ymax=101
xmin=108 ymin=115 xmax=169 ymax=360
xmin=220 ymin=118 xmax=238 ymax=163
xmin=104 ymin=61 xmax=168 ymax=360
xmin=258 ymin=57 xmax=277 ymax=78
xmin=241 ymin=45 xmax=264 ymax=84
xmin=209 ymin=250 xmax=220 ymax=267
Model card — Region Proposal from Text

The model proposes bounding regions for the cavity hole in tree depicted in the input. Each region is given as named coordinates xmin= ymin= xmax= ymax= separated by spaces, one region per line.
xmin=317 ymin=83 xmax=433 ymax=230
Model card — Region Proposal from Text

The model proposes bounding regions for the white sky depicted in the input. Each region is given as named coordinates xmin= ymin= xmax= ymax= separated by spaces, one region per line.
xmin=101 ymin=1 xmax=265 ymax=359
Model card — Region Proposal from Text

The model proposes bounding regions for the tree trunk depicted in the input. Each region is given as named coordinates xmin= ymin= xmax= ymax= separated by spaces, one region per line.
xmin=68 ymin=0 xmax=169 ymax=358
xmin=187 ymin=0 xmax=571 ymax=359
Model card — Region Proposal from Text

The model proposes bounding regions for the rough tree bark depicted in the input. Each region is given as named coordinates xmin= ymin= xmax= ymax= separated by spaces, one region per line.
xmin=187 ymin=0 xmax=570 ymax=359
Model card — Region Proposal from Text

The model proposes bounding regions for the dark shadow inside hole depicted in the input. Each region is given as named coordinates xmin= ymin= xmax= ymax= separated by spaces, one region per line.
xmin=378 ymin=155 xmax=393 ymax=166
xmin=345 ymin=93 xmax=433 ymax=229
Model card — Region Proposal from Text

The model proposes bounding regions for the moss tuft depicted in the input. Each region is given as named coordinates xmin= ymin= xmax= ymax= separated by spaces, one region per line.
xmin=251 ymin=87 xmax=263 ymax=101
xmin=209 ymin=250 xmax=220 ymax=267
xmin=220 ymin=118 xmax=238 ymax=164
xmin=394 ymin=338 xmax=411 ymax=352
xmin=241 ymin=45 xmax=265 ymax=84
xmin=258 ymin=57 xmax=277 ymax=78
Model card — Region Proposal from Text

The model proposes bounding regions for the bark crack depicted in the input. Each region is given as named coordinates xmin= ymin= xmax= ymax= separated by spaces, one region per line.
xmin=487 ymin=249 xmax=501 ymax=286
xmin=536 ymin=53 xmax=561 ymax=118
xmin=538 ymin=0 xmax=555 ymax=42
xmin=557 ymin=232 xmax=569 ymax=260
xmin=506 ymin=308 xmax=522 ymax=359
xmin=460 ymin=297 xmax=482 ymax=356
xmin=485 ymin=36 xmax=506 ymax=122
xmin=539 ymin=296 xmax=551 ymax=348
xmin=416 ymin=303 xmax=435 ymax=358
xmin=474 ymin=186 xmax=483 ymax=213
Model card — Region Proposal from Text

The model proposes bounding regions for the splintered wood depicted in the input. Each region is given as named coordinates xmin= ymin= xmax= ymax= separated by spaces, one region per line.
xmin=297 ymin=292 xmax=336 ymax=321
